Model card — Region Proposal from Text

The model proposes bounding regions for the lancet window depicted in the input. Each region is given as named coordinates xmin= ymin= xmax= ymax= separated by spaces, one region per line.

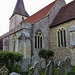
xmin=35 ymin=29 xmax=43 ymax=49
xmin=58 ymin=28 xmax=66 ymax=47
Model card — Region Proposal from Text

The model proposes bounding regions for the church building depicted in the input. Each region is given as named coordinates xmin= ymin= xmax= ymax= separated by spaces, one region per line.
xmin=0 ymin=0 xmax=75 ymax=65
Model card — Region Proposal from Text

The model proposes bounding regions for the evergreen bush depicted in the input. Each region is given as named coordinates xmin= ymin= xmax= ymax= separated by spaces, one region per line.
xmin=38 ymin=49 xmax=54 ymax=64
xmin=0 ymin=51 xmax=23 ymax=73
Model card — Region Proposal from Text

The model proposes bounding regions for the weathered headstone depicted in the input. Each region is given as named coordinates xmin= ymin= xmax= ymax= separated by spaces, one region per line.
xmin=31 ymin=54 xmax=40 ymax=66
xmin=29 ymin=61 xmax=41 ymax=75
xmin=21 ymin=58 xmax=28 ymax=72
xmin=65 ymin=57 xmax=72 ymax=74
xmin=27 ymin=56 xmax=31 ymax=65
xmin=57 ymin=61 xmax=63 ymax=75
xmin=9 ymin=72 xmax=21 ymax=75
xmin=54 ymin=59 xmax=59 ymax=67
xmin=0 ymin=66 xmax=8 ymax=75
xmin=40 ymin=58 xmax=46 ymax=69
xmin=45 ymin=60 xmax=54 ymax=75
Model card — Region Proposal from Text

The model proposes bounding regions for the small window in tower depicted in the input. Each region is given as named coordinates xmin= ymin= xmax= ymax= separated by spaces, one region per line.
xmin=22 ymin=17 xmax=24 ymax=20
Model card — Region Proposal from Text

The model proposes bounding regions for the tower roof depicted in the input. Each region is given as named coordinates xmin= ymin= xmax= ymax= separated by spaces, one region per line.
xmin=10 ymin=0 xmax=29 ymax=19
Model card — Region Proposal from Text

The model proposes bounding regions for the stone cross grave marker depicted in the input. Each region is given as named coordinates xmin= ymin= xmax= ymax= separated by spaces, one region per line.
xmin=57 ymin=61 xmax=63 ymax=75
xmin=0 ymin=66 xmax=8 ymax=75
xmin=45 ymin=60 xmax=54 ymax=75
xmin=29 ymin=61 xmax=41 ymax=75
xmin=65 ymin=56 xmax=72 ymax=74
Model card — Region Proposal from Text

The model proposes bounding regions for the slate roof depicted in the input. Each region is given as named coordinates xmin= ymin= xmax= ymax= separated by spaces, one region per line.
xmin=50 ymin=0 xmax=75 ymax=27
xmin=10 ymin=0 xmax=29 ymax=19
xmin=21 ymin=1 xmax=56 ymax=24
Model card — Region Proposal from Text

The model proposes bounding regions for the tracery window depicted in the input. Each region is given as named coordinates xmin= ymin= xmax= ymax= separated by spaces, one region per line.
xmin=35 ymin=29 xmax=43 ymax=49
xmin=58 ymin=28 xmax=66 ymax=47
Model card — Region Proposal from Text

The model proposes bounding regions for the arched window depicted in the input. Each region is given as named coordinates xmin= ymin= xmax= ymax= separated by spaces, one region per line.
xmin=58 ymin=28 xmax=66 ymax=47
xmin=13 ymin=34 xmax=16 ymax=52
xmin=35 ymin=29 xmax=43 ymax=49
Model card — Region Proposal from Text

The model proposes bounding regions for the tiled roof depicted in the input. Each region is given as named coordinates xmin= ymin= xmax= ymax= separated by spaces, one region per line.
xmin=50 ymin=0 xmax=75 ymax=27
xmin=10 ymin=0 xmax=29 ymax=19
xmin=21 ymin=1 xmax=56 ymax=24
xmin=0 ymin=1 xmax=56 ymax=40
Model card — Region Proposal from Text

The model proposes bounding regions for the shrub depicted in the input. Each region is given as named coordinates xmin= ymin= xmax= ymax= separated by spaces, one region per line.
xmin=12 ymin=64 xmax=21 ymax=73
xmin=38 ymin=49 xmax=47 ymax=59
xmin=38 ymin=49 xmax=54 ymax=64
xmin=0 ymin=51 xmax=23 ymax=73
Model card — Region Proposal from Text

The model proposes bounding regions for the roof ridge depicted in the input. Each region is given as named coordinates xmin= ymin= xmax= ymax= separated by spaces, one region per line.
xmin=29 ymin=1 xmax=56 ymax=17
xmin=50 ymin=0 xmax=75 ymax=27
xmin=21 ymin=1 xmax=56 ymax=24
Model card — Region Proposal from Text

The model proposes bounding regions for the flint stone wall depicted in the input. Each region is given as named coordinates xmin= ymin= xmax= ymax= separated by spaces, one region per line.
xmin=70 ymin=25 xmax=75 ymax=66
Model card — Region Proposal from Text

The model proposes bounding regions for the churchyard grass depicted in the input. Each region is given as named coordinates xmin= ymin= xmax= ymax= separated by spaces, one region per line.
xmin=6 ymin=66 xmax=75 ymax=75
xmin=40 ymin=69 xmax=45 ymax=75
xmin=41 ymin=66 xmax=75 ymax=75
xmin=54 ymin=66 xmax=75 ymax=75
xmin=40 ymin=66 xmax=75 ymax=75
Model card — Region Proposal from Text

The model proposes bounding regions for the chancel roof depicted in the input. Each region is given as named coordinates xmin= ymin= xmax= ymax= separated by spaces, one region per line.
xmin=10 ymin=0 xmax=29 ymax=19
xmin=50 ymin=0 xmax=75 ymax=27
xmin=21 ymin=1 xmax=56 ymax=24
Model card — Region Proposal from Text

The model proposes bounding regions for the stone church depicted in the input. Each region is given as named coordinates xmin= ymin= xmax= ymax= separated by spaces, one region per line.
xmin=0 ymin=0 xmax=75 ymax=65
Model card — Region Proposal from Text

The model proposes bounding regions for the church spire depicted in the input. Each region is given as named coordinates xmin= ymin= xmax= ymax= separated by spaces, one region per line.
xmin=10 ymin=0 xmax=29 ymax=19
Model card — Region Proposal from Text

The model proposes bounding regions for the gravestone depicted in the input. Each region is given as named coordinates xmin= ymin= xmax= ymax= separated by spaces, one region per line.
xmin=27 ymin=56 xmax=31 ymax=65
xmin=54 ymin=59 xmax=59 ymax=67
xmin=9 ymin=72 xmax=21 ymax=75
xmin=21 ymin=58 xmax=28 ymax=72
xmin=40 ymin=58 xmax=46 ymax=69
xmin=29 ymin=61 xmax=41 ymax=75
xmin=45 ymin=60 xmax=54 ymax=75
xmin=31 ymin=54 xmax=40 ymax=66
xmin=0 ymin=66 xmax=8 ymax=75
xmin=57 ymin=61 xmax=63 ymax=75
xmin=65 ymin=57 xmax=72 ymax=74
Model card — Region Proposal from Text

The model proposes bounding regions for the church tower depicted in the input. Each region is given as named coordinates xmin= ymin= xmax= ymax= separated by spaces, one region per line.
xmin=9 ymin=0 xmax=29 ymax=30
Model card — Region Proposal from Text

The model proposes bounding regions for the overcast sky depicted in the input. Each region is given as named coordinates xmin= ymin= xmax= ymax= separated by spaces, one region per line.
xmin=0 ymin=0 xmax=73 ymax=36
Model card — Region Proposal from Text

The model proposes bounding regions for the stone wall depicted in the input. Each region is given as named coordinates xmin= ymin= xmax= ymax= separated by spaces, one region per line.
xmin=3 ymin=22 xmax=31 ymax=58
xmin=50 ymin=19 xmax=75 ymax=60
xmin=70 ymin=25 xmax=75 ymax=66
xmin=9 ymin=14 xmax=27 ymax=30
xmin=32 ymin=0 xmax=66 ymax=56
